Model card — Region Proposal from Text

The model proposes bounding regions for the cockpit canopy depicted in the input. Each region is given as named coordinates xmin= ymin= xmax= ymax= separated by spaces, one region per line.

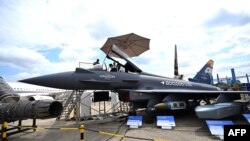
xmin=80 ymin=44 xmax=142 ymax=73
xmin=106 ymin=44 xmax=142 ymax=73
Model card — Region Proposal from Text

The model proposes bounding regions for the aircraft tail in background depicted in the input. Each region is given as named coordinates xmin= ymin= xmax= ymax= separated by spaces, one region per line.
xmin=0 ymin=76 xmax=20 ymax=103
xmin=230 ymin=68 xmax=240 ymax=90
xmin=173 ymin=45 xmax=184 ymax=80
xmin=174 ymin=44 xmax=178 ymax=76
xmin=188 ymin=60 xmax=214 ymax=85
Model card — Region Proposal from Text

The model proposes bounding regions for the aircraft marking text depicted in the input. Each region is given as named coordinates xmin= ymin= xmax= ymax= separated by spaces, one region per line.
xmin=99 ymin=73 xmax=116 ymax=79
xmin=161 ymin=80 xmax=192 ymax=87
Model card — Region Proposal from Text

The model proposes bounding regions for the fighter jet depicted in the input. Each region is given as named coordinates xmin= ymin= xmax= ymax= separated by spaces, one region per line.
xmin=20 ymin=45 xmax=250 ymax=119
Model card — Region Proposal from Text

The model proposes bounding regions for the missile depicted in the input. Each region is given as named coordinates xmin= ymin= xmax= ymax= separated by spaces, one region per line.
xmin=195 ymin=102 xmax=243 ymax=119
xmin=0 ymin=100 xmax=63 ymax=122
xmin=154 ymin=101 xmax=187 ymax=110
xmin=154 ymin=103 xmax=168 ymax=110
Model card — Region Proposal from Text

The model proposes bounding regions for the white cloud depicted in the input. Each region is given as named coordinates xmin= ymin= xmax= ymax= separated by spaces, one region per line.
xmin=0 ymin=0 xmax=250 ymax=82
xmin=0 ymin=46 xmax=49 ymax=69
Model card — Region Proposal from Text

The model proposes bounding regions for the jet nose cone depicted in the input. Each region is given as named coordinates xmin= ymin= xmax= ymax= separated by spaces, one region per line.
xmin=19 ymin=72 xmax=75 ymax=89
xmin=19 ymin=78 xmax=36 ymax=84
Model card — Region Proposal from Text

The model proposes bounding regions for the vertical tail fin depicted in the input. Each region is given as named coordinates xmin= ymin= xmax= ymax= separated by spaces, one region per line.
xmin=226 ymin=76 xmax=230 ymax=85
xmin=174 ymin=44 xmax=178 ymax=76
xmin=230 ymin=68 xmax=239 ymax=90
xmin=216 ymin=74 xmax=220 ymax=83
xmin=173 ymin=45 xmax=183 ymax=79
xmin=188 ymin=60 xmax=214 ymax=85
xmin=246 ymin=74 xmax=249 ymax=83
xmin=0 ymin=76 xmax=20 ymax=102
xmin=231 ymin=68 xmax=236 ymax=83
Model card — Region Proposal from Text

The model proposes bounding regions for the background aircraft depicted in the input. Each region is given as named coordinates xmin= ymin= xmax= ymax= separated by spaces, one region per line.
xmin=7 ymin=81 xmax=64 ymax=101
xmin=20 ymin=44 xmax=250 ymax=119
xmin=215 ymin=69 xmax=250 ymax=91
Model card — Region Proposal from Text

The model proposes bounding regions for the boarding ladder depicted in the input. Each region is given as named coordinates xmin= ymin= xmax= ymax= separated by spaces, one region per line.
xmin=57 ymin=90 xmax=84 ymax=121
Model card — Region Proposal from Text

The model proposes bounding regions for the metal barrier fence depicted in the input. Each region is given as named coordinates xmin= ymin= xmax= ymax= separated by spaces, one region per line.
xmin=1 ymin=122 xmax=84 ymax=141
xmin=1 ymin=122 xmax=7 ymax=141
xmin=1 ymin=122 xmax=171 ymax=141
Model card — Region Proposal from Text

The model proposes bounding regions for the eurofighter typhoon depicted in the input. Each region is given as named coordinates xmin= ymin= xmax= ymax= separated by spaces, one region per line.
xmin=20 ymin=40 xmax=250 ymax=120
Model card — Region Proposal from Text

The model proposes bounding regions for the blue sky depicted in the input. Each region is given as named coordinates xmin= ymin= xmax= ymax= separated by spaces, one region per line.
xmin=0 ymin=0 xmax=250 ymax=82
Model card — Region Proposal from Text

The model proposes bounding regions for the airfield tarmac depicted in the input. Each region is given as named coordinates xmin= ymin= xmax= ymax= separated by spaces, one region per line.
xmin=6 ymin=110 xmax=249 ymax=141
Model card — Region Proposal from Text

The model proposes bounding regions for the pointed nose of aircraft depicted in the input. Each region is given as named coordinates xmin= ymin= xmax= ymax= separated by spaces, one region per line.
xmin=19 ymin=71 xmax=75 ymax=89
